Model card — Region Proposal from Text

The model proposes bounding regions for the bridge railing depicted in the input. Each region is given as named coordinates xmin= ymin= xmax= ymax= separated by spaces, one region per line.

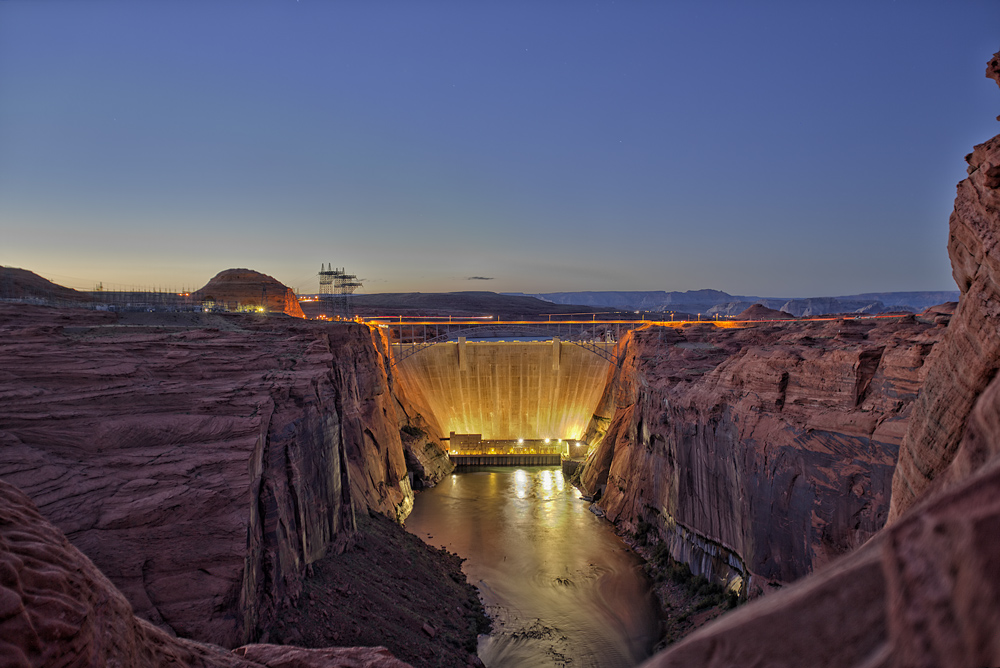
xmin=381 ymin=320 xmax=642 ymax=367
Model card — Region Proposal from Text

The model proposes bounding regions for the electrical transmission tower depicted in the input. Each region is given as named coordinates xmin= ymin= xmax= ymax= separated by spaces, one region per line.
xmin=318 ymin=263 xmax=362 ymax=319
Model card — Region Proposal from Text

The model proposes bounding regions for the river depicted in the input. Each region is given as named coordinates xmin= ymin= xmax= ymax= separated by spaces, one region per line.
xmin=405 ymin=466 xmax=659 ymax=668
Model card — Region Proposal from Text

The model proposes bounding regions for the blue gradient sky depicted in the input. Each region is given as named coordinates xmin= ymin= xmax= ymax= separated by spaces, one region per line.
xmin=1 ymin=1 xmax=998 ymax=296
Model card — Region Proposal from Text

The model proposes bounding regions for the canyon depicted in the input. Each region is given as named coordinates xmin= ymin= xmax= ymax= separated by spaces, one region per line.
xmin=2 ymin=48 xmax=998 ymax=668
xmin=578 ymin=312 xmax=948 ymax=592
xmin=0 ymin=290 xmax=958 ymax=667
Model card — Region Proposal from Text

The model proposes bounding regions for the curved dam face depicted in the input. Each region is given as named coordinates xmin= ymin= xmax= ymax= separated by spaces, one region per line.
xmin=393 ymin=339 xmax=613 ymax=441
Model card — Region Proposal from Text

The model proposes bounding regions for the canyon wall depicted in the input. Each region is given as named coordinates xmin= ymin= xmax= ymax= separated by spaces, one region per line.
xmin=0 ymin=479 xmax=410 ymax=667
xmin=0 ymin=306 xmax=438 ymax=648
xmin=640 ymin=50 xmax=1000 ymax=668
xmin=580 ymin=315 xmax=946 ymax=589
xmin=888 ymin=62 xmax=1000 ymax=519
xmin=393 ymin=340 xmax=613 ymax=441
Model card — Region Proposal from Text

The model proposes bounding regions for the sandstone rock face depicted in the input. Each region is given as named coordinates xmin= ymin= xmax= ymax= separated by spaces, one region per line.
xmin=388 ymin=385 xmax=455 ymax=487
xmin=0 ymin=478 xmax=229 ymax=667
xmin=639 ymin=51 xmax=1000 ymax=668
xmin=641 ymin=456 xmax=1000 ymax=668
xmin=0 ymin=479 xmax=413 ymax=668
xmin=399 ymin=430 xmax=454 ymax=487
xmin=581 ymin=316 xmax=944 ymax=588
xmin=0 ymin=306 xmax=414 ymax=647
xmin=193 ymin=268 xmax=306 ymax=318
xmin=888 ymin=55 xmax=1000 ymax=522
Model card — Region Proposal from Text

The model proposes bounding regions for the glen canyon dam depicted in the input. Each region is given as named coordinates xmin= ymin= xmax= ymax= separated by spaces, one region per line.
xmin=393 ymin=335 xmax=614 ymax=446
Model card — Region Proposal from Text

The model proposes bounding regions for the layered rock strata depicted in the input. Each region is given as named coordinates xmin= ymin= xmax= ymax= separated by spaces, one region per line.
xmin=0 ymin=306 xmax=436 ymax=647
xmin=888 ymin=64 xmax=1000 ymax=519
xmin=0 ymin=479 xmax=411 ymax=668
xmin=639 ymin=50 xmax=1000 ymax=668
xmin=641 ymin=455 xmax=1000 ymax=668
xmin=580 ymin=315 xmax=945 ymax=589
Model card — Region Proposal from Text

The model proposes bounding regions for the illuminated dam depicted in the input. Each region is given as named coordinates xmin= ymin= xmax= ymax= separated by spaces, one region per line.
xmin=391 ymin=336 xmax=615 ymax=461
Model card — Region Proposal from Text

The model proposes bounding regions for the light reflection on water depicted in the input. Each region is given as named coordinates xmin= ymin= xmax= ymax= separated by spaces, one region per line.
xmin=405 ymin=466 xmax=658 ymax=668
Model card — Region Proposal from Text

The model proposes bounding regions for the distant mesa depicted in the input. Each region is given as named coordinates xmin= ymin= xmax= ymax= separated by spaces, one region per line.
xmin=193 ymin=268 xmax=305 ymax=318
xmin=511 ymin=289 xmax=961 ymax=317
xmin=0 ymin=267 xmax=90 ymax=303
xmin=736 ymin=303 xmax=796 ymax=321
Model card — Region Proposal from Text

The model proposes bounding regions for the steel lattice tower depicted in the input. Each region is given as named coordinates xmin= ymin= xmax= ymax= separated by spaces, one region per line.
xmin=318 ymin=263 xmax=362 ymax=319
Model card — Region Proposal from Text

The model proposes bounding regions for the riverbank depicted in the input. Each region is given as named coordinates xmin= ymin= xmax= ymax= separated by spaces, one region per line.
xmin=623 ymin=528 xmax=741 ymax=651
xmin=268 ymin=510 xmax=490 ymax=668
xmin=570 ymin=472 xmax=740 ymax=651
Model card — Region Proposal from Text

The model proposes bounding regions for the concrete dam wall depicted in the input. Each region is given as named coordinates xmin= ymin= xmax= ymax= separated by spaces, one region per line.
xmin=393 ymin=339 xmax=613 ymax=441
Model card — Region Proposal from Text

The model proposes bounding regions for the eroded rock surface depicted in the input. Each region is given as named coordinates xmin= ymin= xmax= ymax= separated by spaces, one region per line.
xmin=640 ymin=455 xmax=1000 ymax=668
xmin=0 ymin=479 xmax=413 ymax=668
xmin=889 ymin=96 xmax=1000 ymax=520
xmin=639 ymin=50 xmax=1000 ymax=668
xmin=581 ymin=315 xmax=945 ymax=589
xmin=0 ymin=306 xmax=420 ymax=647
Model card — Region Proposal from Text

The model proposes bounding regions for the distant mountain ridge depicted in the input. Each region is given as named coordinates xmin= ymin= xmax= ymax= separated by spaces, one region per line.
xmin=506 ymin=290 xmax=960 ymax=317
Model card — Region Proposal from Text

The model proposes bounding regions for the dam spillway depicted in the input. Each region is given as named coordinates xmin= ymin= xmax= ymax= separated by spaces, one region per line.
xmin=392 ymin=338 xmax=614 ymax=443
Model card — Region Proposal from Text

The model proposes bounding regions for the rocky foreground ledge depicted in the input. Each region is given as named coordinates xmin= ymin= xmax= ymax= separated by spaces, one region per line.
xmin=0 ymin=479 xmax=411 ymax=667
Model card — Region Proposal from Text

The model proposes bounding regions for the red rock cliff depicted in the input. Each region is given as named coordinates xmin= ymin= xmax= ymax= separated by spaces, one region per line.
xmin=0 ymin=479 xmax=411 ymax=667
xmin=581 ymin=316 xmax=944 ymax=590
xmin=0 ymin=306 xmax=417 ymax=648
xmin=639 ymin=50 xmax=1000 ymax=668
xmin=888 ymin=57 xmax=1000 ymax=519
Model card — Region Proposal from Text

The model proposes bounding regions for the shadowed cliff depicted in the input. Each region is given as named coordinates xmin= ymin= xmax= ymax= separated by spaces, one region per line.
xmin=0 ymin=305 xmax=447 ymax=649
xmin=579 ymin=314 xmax=945 ymax=591
xmin=0 ymin=479 xmax=411 ymax=667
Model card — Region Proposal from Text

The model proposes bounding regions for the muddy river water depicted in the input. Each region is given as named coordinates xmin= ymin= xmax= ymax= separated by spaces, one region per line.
xmin=405 ymin=466 xmax=659 ymax=668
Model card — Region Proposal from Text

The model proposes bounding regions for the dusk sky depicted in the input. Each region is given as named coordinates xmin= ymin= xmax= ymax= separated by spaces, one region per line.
xmin=2 ymin=1 xmax=998 ymax=297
